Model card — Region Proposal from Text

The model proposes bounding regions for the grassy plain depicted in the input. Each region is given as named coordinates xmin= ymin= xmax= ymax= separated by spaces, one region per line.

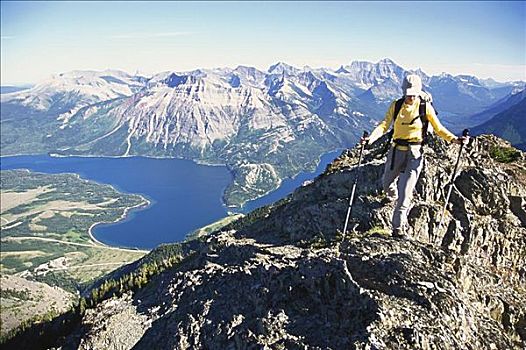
xmin=0 ymin=169 xmax=148 ymax=336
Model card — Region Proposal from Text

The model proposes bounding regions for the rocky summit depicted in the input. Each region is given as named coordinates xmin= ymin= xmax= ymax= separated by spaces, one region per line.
xmin=50 ymin=134 xmax=525 ymax=349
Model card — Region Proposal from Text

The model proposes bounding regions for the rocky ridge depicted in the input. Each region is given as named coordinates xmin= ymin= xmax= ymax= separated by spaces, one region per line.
xmin=50 ymin=134 xmax=526 ymax=350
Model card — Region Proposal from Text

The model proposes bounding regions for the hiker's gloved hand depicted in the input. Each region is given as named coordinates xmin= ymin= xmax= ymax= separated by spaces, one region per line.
xmin=360 ymin=135 xmax=369 ymax=146
xmin=452 ymin=136 xmax=469 ymax=145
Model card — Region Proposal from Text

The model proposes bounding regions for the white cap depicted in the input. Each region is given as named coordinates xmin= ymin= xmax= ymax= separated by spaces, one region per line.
xmin=402 ymin=74 xmax=423 ymax=96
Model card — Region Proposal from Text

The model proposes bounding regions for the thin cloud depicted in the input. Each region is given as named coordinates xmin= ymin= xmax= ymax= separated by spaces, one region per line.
xmin=109 ymin=32 xmax=193 ymax=40
xmin=1 ymin=36 xmax=15 ymax=40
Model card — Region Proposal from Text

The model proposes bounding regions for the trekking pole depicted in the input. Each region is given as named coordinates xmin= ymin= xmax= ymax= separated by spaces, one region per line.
xmin=437 ymin=129 xmax=469 ymax=232
xmin=342 ymin=131 xmax=369 ymax=238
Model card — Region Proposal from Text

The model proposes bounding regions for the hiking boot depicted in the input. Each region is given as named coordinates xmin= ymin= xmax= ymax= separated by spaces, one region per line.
xmin=392 ymin=228 xmax=406 ymax=238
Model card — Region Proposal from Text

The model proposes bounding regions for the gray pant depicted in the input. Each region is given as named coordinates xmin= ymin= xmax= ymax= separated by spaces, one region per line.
xmin=383 ymin=146 xmax=424 ymax=230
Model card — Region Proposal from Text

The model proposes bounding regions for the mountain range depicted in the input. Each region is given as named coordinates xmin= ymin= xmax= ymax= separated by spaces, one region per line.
xmin=1 ymin=59 xmax=524 ymax=206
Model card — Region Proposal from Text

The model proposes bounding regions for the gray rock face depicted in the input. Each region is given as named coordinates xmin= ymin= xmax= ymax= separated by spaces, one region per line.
xmin=76 ymin=294 xmax=151 ymax=350
xmin=62 ymin=134 xmax=525 ymax=349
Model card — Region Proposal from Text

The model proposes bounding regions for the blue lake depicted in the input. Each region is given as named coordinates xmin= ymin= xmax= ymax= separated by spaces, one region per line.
xmin=0 ymin=151 xmax=341 ymax=249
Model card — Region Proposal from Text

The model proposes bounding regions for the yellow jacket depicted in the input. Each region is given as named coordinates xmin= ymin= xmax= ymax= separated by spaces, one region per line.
xmin=368 ymin=98 xmax=456 ymax=147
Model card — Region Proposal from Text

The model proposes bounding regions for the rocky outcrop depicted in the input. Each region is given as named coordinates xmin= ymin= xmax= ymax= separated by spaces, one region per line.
xmin=56 ymin=134 xmax=525 ymax=349
xmin=0 ymin=275 xmax=75 ymax=336
xmin=74 ymin=293 xmax=151 ymax=350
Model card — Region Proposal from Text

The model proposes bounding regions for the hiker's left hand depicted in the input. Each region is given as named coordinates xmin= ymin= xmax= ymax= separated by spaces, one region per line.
xmin=360 ymin=136 xmax=369 ymax=146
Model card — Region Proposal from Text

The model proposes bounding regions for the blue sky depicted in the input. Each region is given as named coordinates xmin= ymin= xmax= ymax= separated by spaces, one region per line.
xmin=1 ymin=1 xmax=525 ymax=84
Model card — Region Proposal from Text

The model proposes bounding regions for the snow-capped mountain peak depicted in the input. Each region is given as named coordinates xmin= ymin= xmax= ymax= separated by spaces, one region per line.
xmin=335 ymin=65 xmax=351 ymax=74
xmin=456 ymin=74 xmax=482 ymax=86
xmin=267 ymin=62 xmax=300 ymax=75
xmin=1 ymin=69 xmax=146 ymax=111
xmin=377 ymin=58 xmax=397 ymax=65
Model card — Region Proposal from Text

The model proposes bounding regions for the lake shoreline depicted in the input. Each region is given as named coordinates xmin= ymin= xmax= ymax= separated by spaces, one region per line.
xmin=1 ymin=149 xmax=343 ymax=249
xmin=1 ymin=149 xmax=344 ymax=210
xmin=232 ymin=148 xmax=344 ymax=213
xmin=88 ymin=198 xmax=152 ymax=253
xmin=0 ymin=155 xmax=232 ymax=249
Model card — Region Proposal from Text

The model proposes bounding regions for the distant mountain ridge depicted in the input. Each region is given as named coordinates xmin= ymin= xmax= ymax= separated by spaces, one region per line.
xmin=1 ymin=59 xmax=523 ymax=206
xmin=0 ymin=85 xmax=31 ymax=94
xmin=472 ymin=89 xmax=526 ymax=150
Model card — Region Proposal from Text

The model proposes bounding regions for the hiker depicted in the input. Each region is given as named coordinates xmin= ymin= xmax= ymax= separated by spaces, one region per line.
xmin=362 ymin=74 xmax=468 ymax=238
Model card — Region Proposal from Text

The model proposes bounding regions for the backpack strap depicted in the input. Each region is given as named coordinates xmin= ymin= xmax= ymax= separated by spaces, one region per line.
xmin=385 ymin=98 xmax=405 ymax=145
xmin=393 ymin=98 xmax=405 ymax=124
xmin=405 ymin=99 xmax=430 ymax=144
xmin=419 ymin=99 xmax=429 ymax=145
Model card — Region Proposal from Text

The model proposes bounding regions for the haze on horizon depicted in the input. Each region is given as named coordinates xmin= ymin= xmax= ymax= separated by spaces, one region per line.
xmin=1 ymin=1 xmax=525 ymax=85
